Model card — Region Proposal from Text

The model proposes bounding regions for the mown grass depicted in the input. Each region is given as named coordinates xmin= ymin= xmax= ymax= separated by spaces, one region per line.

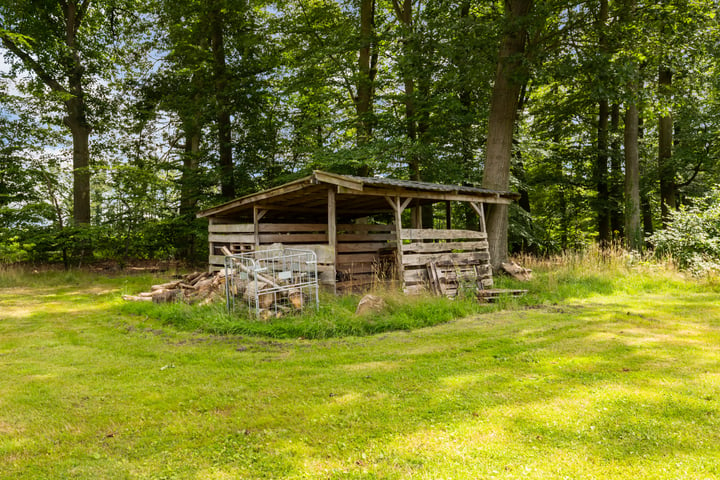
xmin=1 ymin=255 xmax=720 ymax=478
xmin=117 ymin=245 xmax=720 ymax=339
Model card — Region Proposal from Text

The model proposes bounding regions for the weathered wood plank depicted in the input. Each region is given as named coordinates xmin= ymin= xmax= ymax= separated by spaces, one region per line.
xmin=209 ymin=233 xmax=256 ymax=244
xmin=401 ymin=240 xmax=489 ymax=254
xmin=402 ymin=251 xmax=490 ymax=267
xmin=336 ymin=242 xmax=389 ymax=253
xmin=209 ymin=223 xmax=255 ymax=233
xmin=403 ymin=268 xmax=428 ymax=283
xmin=403 ymin=284 xmax=429 ymax=295
xmin=209 ymin=254 xmax=227 ymax=266
xmin=336 ymin=253 xmax=378 ymax=264
xmin=337 ymin=233 xmax=395 ymax=242
xmin=258 ymin=223 xmax=327 ymax=233
xmin=338 ymin=267 xmax=376 ymax=277
xmin=401 ymin=229 xmax=487 ymax=241
xmin=337 ymin=224 xmax=394 ymax=232
xmin=259 ymin=233 xmax=328 ymax=244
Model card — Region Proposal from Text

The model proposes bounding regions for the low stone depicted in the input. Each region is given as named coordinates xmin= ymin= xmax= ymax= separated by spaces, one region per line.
xmin=355 ymin=294 xmax=386 ymax=316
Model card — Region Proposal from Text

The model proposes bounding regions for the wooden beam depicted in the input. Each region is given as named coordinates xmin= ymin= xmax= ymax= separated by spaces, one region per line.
xmin=328 ymin=186 xmax=337 ymax=294
xmin=469 ymin=202 xmax=486 ymax=233
xmin=313 ymin=170 xmax=365 ymax=191
xmin=390 ymin=196 xmax=405 ymax=287
xmin=445 ymin=201 xmax=452 ymax=229
xmin=411 ymin=204 xmax=422 ymax=229
xmin=208 ymin=218 xmax=215 ymax=273
xmin=402 ymin=228 xmax=487 ymax=241
xmin=196 ymin=177 xmax=313 ymax=217
xmin=356 ymin=187 xmax=515 ymax=204
xmin=253 ymin=207 xmax=266 ymax=248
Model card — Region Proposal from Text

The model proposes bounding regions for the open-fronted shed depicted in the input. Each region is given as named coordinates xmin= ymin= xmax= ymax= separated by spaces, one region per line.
xmin=197 ymin=170 xmax=517 ymax=294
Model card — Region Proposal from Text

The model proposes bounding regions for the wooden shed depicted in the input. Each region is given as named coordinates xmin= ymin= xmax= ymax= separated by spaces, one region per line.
xmin=196 ymin=171 xmax=517 ymax=295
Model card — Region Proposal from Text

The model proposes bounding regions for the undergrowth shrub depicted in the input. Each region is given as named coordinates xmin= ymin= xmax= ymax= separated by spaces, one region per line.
xmin=648 ymin=188 xmax=720 ymax=275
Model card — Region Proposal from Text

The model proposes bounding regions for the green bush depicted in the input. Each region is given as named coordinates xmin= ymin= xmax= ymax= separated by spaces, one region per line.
xmin=648 ymin=187 xmax=720 ymax=275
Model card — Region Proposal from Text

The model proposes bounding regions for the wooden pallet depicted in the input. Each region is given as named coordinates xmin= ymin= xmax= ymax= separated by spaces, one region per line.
xmin=476 ymin=288 xmax=528 ymax=302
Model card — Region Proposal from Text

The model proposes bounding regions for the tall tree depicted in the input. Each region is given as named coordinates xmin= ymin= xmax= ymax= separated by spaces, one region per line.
xmin=0 ymin=1 xmax=134 ymax=226
xmin=482 ymin=0 xmax=533 ymax=267
xmin=622 ymin=0 xmax=642 ymax=250
xmin=209 ymin=1 xmax=236 ymax=200
xmin=355 ymin=0 xmax=378 ymax=161
xmin=594 ymin=0 xmax=612 ymax=245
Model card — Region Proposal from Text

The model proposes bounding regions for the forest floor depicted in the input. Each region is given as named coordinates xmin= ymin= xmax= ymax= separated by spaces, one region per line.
xmin=1 ymin=263 xmax=720 ymax=479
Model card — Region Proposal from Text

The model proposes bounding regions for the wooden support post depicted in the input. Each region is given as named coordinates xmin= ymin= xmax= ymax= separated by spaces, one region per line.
xmin=328 ymin=187 xmax=337 ymax=293
xmin=445 ymin=201 xmax=452 ymax=230
xmin=411 ymin=204 xmax=422 ymax=229
xmin=385 ymin=196 xmax=411 ymax=289
xmin=253 ymin=207 xmax=267 ymax=248
xmin=469 ymin=202 xmax=486 ymax=233
xmin=208 ymin=218 xmax=215 ymax=272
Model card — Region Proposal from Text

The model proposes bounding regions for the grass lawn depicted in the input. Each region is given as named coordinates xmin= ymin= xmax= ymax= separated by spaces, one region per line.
xmin=1 ymin=261 xmax=720 ymax=479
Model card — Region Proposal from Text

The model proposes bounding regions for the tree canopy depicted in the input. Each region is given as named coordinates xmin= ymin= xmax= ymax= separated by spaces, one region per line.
xmin=1 ymin=0 xmax=719 ymax=265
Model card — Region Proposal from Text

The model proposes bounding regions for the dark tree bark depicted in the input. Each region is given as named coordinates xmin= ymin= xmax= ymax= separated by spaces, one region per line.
xmin=63 ymin=1 xmax=92 ymax=226
xmin=356 ymin=0 xmax=377 ymax=152
xmin=609 ymin=103 xmax=624 ymax=238
xmin=658 ymin=65 xmax=675 ymax=225
xmin=596 ymin=100 xmax=611 ymax=245
xmin=624 ymin=102 xmax=642 ymax=250
xmin=594 ymin=0 xmax=611 ymax=246
xmin=210 ymin=3 xmax=235 ymax=200
xmin=482 ymin=0 xmax=533 ymax=267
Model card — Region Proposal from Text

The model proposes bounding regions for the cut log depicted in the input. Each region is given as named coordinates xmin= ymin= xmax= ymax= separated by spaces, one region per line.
xmin=190 ymin=272 xmax=211 ymax=286
xmin=244 ymin=281 xmax=274 ymax=309
xmin=150 ymin=280 xmax=182 ymax=291
xmin=152 ymin=290 xmax=179 ymax=303
xmin=288 ymin=289 xmax=306 ymax=309
xmin=233 ymin=261 xmax=280 ymax=289
xmin=122 ymin=295 xmax=152 ymax=302
xmin=500 ymin=261 xmax=532 ymax=281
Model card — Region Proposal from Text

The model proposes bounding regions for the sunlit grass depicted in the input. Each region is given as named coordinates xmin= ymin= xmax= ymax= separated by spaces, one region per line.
xmin=1 ymin=257 xmax=719 ymax=478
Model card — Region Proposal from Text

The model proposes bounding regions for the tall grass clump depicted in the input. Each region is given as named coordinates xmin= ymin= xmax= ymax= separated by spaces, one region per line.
xmin=117 ymin=288 xmax=490 ymax=339
xmin=510 ymin=243 xmax=689 ymax=303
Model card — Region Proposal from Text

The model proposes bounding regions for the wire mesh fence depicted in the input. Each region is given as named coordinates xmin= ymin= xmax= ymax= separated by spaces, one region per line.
xmin=224 ymin=248 xmax=319 ymax=318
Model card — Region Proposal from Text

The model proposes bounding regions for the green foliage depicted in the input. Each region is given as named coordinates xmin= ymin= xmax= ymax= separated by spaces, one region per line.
xmin=649 ymin=187 xmax=720 ymax=274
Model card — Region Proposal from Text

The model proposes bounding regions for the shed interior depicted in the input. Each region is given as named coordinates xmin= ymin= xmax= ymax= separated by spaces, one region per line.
xmin=197 ymin=171 xmax=517 ymax=295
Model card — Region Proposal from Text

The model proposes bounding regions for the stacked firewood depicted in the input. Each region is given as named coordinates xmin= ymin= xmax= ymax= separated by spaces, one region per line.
xmin=122 ymin=269 xmax=308 ymax=317
xmin=122 ymin=271 xmax=226 ymax=306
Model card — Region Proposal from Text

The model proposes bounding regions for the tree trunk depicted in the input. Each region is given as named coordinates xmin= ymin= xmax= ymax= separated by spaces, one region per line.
xmin=596 ymin=100 xmax=611 ymax=245
xmin=624 ymin=103 xmax=642 ymax=250
xmin=65 ymin=111 xmax=92 ymax=226
xmin=482 ymin=0 xmax=533 ymax=268
xmin=180 ymin=130 xmax=201 ymax=217
xmin=64 ymin=1 xmax=91 ymax=225
xmin=210 ymin=4 xmax=235 ymax=200
xmin=356 ymin=0 xmax=377 ymax=149
xmin=658 ymin=66 xmax=675 ymax=225
xmin=609 ymin=103 xmax=624 ymax=238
